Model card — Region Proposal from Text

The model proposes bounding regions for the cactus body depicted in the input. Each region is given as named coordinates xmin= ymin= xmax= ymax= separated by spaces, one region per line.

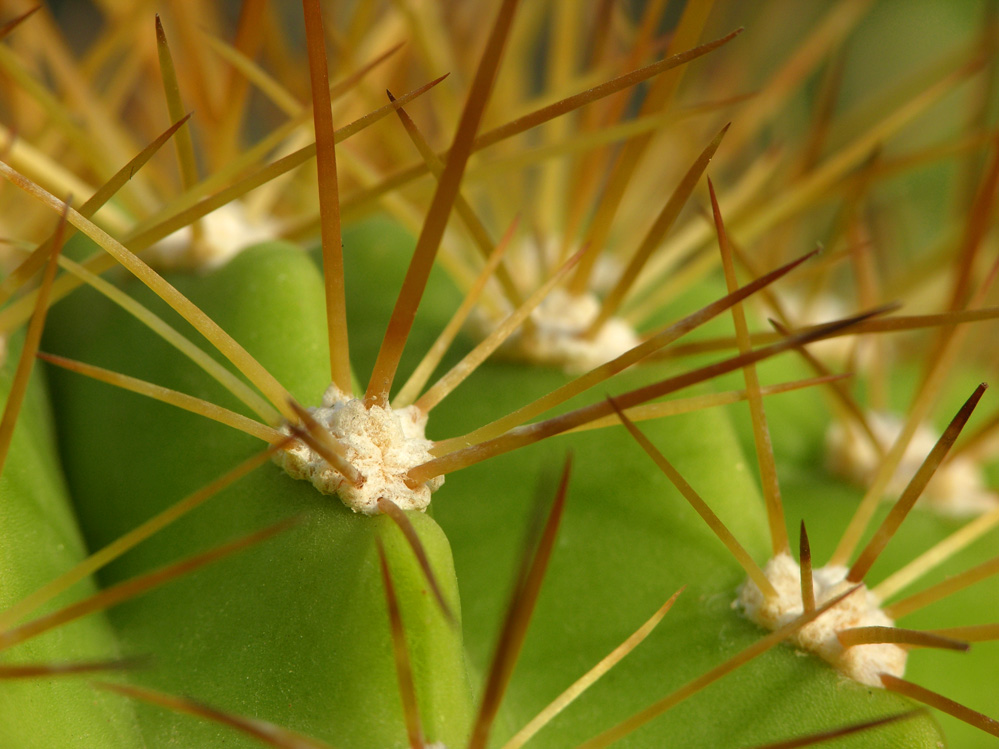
xmin=0 ymin=330 xmax=144 ymax=748
xmin=36 ymin=225 xmax=947 ymax=746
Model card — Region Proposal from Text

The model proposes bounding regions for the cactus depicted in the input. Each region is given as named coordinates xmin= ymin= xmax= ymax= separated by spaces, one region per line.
xmin=1 ymin=1 xmax=998 ymax=747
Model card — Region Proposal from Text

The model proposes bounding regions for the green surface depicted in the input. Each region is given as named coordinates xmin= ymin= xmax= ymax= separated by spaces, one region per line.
xmin=43 ymin=238 xmax=473 ymax=747
xmin=0 ymin=330 xmax=144 ymax=749
xmin=33 ymin=221 xmax=975 ymax=746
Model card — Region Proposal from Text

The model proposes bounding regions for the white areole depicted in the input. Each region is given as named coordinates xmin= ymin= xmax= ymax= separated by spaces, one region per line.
xmin=276 ymin=385 xmax=443 ymax=515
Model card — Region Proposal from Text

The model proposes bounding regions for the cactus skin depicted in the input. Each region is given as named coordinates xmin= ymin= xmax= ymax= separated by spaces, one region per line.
xmin=34 ymin=222 xmax=944 ymax=747
xmin=42 ymin=238 xmax=473 ymax=748
xmin=0 ymin=330 xmax=144 ymax=748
